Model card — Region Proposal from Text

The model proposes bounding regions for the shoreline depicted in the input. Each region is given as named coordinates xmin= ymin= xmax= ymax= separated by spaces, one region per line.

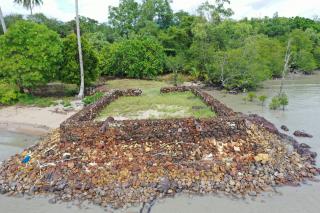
xmin=0 ymin=122 xmax=50 ymax=136
xmin=0 ymin=105 xmax=79 ymax=135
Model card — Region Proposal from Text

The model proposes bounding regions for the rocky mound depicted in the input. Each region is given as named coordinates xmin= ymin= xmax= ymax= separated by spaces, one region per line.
xmin=0 ymin=122 xmax=319 ymax=209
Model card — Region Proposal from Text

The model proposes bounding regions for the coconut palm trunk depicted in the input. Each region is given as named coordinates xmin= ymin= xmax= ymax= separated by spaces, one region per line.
xmin=0 ymin=6 xmax=7 ymax=33
xmin=75 ymin=0 xmax=85 ymax=99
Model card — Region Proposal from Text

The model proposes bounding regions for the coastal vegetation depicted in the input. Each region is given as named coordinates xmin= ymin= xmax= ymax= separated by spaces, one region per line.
xmin=269 ymin=93 xmax=289 ymax=110
xmin=258 ymin=95 xmax=267 ymax=106
xmin=1 ymin=0 xmax=320 ymax=105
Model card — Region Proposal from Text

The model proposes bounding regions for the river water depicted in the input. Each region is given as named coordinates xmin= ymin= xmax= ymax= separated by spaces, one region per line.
xmin=0 ymin=72 xmax=319 ymax=213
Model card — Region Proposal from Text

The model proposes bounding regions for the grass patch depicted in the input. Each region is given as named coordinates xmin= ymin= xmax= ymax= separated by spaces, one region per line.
xmin=97 ymin=79 xmax=215 ymax=120
xmin=97 ymin=91 xmax=215 ymax=120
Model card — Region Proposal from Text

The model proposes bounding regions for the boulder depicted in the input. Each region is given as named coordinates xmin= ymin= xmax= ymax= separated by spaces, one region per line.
xmin=281 ymin=125 xmax=289 ymax=131
xmin=293 ymin=131 xmax=313 ymax=138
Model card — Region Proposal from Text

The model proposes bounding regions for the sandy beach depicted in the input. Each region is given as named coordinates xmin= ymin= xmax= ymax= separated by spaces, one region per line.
xmin=0 ymin=105 xmax=79 ymax=134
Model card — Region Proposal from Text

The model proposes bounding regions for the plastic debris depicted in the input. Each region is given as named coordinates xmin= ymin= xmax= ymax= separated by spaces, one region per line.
xmin=21 ymin=155 xmax=31 ymax=164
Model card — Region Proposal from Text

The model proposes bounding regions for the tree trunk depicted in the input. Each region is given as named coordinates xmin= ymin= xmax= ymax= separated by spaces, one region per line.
xmin=0 ymin=6 xmax=7 ymax=33
xmin=220 ymin=54 xmax=227 ymax=87
xmin=279 ymin=40 xmax=291 ymax=95
xmin=75 ymin=0 xmax=85 ymax=99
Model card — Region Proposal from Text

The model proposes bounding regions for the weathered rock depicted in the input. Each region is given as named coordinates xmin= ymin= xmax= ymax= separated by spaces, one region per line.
xmin=62 ymin=153 xmax=71 ymax=160
xmin=158 ymin=177 xmax=170 ymax=193
xmin=254 ymin=154 xmax=270 ymax=164
xmin=55 ymin=180 xmax=68 ymax=191
xmin=48 ymin=197 xmax=57 ymax=204
xmin=0 ymin=186 xmax=7 ymax=194
xmin=248 ymin=114 xmax=278 ymax=134
xmin=248 ymin=191 xmax=257 ymax=196
xmin=299 ymin=143 xmax=311 ymax=149
xmin=233 ymin=146 xmax=241 ymax=152
xmin=281 ymin=125 xmax=289 ymax=131
xmin=293 ymin=131 xmax=313 ymax=138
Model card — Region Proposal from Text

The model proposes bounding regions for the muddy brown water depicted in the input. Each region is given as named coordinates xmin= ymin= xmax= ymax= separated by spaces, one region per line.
xmin=0 ymin=72 xmax=319 ymax=213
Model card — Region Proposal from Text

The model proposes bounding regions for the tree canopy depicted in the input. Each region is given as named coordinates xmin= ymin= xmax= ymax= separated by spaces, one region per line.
xmin=102 ymin=37 xmax=166 ymax=79
xmin=59 ymin=34 xmax=99 ymax=85
xmin=0 ymin=21 xmax=63 ymax=91
xmin=1 ymin=0 xmax=320 ymax=92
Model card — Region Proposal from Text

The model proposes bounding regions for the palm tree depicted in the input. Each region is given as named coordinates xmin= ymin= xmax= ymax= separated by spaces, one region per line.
xmin=0 ymin=6 xmax=7 ymax=33
xmin=75 ymin=0 xmax=85 ymax=99
xmin=14 ymin=0 xmax=43 ymax=15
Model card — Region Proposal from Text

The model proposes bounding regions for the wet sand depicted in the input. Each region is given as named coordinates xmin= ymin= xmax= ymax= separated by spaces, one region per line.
xmin=0 ymin=105 xmax=78 ymax=161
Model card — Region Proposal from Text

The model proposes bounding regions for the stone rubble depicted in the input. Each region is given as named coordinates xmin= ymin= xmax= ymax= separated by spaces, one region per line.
xmin=0 ymin=86 xmax=318 ymax=209
xmin=281 ymin=125 xmax=289 ymax=132
xmin=0 ymin=124 xmax=318 ymax=209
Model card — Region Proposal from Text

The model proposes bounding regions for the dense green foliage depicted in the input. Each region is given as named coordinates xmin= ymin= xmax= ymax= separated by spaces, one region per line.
xmin=0 ymin=82 xmax=20 ymax=105
xmin=289 ymin=29 xmax=318 ymax=73
xmin=1 ymin=0 xmax=320 ymax=94
xmin=0 ymin=81 xmax=61 ymax=107
xmin=0 ymin=21 xmax=63 ymax=91
xmin=59 ymin=34 xmax=99 ymax=85
xmin=102 ymin=37 xmax=166 ymax=79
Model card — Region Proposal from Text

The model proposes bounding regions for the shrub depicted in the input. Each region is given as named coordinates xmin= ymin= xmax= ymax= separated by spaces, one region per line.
xmin=269 ymin=94 xmax=288 ymax=110
xmin=258 ymin=95 xmax=267 ymax=106
xmin=207 ymin=35 xmax=283 ymax=90
xmin=278 ymin=93 xmax=289 ymax=110
xmin=269 ymin=96 xmax=281 ymax=110
xmin=102 ymin=37 xmax=166 ymax=79
xmin=59 ymin=34 xmax=99 ymax=85
xmin=313 ymin=46 xmax=320 ymax=68
xmin=296 ymin=50 xmax=317 ymax=74
xmin=0 ymin=82 xmax=20 ymax=105
xmin=247 ymin=92 xmax=257 ymax=102
xmin=290 ymin=29 xmax=317 ymax=73
xmin=0 ymin=21 xmax=63 ymax=91
xmin=82 ymin=92 xmax=104 ymax=106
